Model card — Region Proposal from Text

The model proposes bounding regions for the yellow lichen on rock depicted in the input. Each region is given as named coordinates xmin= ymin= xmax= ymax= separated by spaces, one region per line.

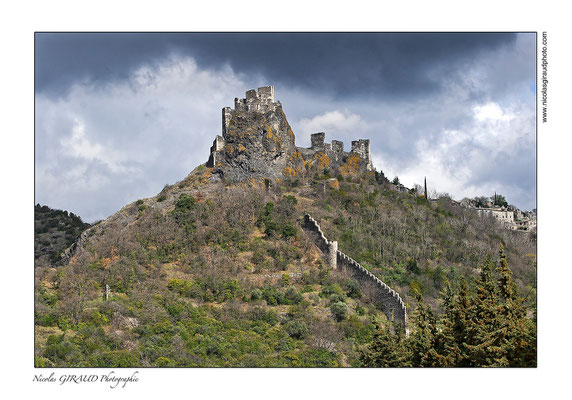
xmin=289 ymin=149 xmax=303 ymax=162
xmin=283 ymin=166 xmax=297 ymax=177
xmin=224 ymin=144 xmax=235 ymax=155
xmin=264 ymin=123 xmax=282 ymax=147
xmin=339 ymin=154 xmax=362 ymax=177
xmin=313 ymin=152 xmax=331 ymax=169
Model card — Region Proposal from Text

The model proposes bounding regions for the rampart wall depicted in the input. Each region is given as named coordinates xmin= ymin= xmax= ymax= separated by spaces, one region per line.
xmin=303 ymin=214 xmax=408 ymax=334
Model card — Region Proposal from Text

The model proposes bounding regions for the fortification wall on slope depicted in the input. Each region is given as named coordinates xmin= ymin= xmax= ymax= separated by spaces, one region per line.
xmin=303 ymin=214 xmax=338 ymax=268
xmin=303 ymin=214 xmax=408 ymax=334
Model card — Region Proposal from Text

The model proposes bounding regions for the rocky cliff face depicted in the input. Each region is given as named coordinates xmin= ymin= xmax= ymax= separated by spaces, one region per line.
xmin=207 ymin=86 xmax=374 ymax=184
xmin=208 ymin=87 xmax=302 ymax=182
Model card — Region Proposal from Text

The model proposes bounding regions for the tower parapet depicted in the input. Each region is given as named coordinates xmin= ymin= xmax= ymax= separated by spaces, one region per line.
xmin=233 ymin=86 xmax=280 ymax=115
xmin=332 ymin=140 xmax=344 ymax=153
xmin=311 ymin=132 xmax=326 ymax=151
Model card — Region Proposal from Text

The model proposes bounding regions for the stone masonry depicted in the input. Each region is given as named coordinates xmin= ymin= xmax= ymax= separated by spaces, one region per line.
xmin=303 ymin=214 xmax=408 ymax=335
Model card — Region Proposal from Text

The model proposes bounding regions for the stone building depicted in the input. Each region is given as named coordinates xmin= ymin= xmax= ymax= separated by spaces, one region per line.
xmin=471 ymin=205 xmax=536 ymax=232
xmin=473 ymin=207 xmax=516 ymax=230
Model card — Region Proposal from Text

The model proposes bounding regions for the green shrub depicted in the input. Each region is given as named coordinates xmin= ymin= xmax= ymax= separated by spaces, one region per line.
xmin=35 ymin=355 xmax=49 ymax=367
xmin=250 ymin=288 xmax=263 ymax=301
xmin=157 ymin=195 xmax=167 ymax=202
xmin=284 ymin=286 xmax=303 ymax=305
xmin=330 ymin=302 xmax=348 ymax=321
xmin=155 ymin=357 xmax=176 ymax=367
xmin=329 ymin=293 xmax=346 ymax=304
xmin=406 ymin=257 xmax=421 ymax=274
xmin=321 ymin=283 xmax=344 ymax=297
xmin=43 ymin=335 xmax=77 ymax=362
xmin=175 ymin=194 xmax=196 ymax=211
xmin=57 ymin=317 xmax=73 ymax=331
xmin=302 ymin=284 xmax=314 ymax=293
xmin=35 ymin=312 xmax=58 ymax=327
xmin=249 ymin=307 xmax=279 ymax=326
xmin=280 ymin=224 xmax=297 ymax=239
xmin=152 ymin=320 xmax=174 ymax=335
xmin=344 ymin=279 xmax=362 ymax=299
xmin=97 ymin=350 xmax=139 ymax=367
xmin=284 ymin=320 xmax=308 ymax=339
xmin=88 ymin=310 xmax=109 ymax=326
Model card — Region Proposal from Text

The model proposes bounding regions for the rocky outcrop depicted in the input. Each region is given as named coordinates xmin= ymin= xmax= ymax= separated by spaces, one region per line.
xmin=208 ymin=86 xmax=302 ymax=182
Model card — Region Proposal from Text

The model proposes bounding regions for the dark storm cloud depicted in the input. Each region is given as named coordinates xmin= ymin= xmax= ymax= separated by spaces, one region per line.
xmin=35 ymin=32 xmax=517 ymax=98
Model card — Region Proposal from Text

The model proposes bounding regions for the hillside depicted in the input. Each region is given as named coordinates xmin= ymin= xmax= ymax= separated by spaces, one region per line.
xmin=34 ymin=204 xmax=91 ymax=265
xmin=34 ymin=87 xmax=536 ymax=367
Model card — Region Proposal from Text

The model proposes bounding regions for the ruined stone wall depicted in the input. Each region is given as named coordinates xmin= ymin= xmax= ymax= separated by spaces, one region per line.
xmin=303 ymin=214 xmax=337 ymax=268
xmin=206 ymin=135 xmax=225 ymax=168
xmin=303 ymin=214 xmax=408 ymax=334
xmin=336 ymin=252 xmax=407 ymax=332
xmin=222 ymin=107 xmax=232 ymax=135
xmin=301 ymin=133 xmax=372 ymax=175
xmin=311 ymin=132 xmax=326 ymax=151
xmin=351 ymin=139 xmax=373 ymax=171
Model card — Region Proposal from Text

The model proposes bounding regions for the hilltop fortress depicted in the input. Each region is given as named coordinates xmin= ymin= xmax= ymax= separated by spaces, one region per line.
xmin=207 ymin=86 xmax=373 ymax=182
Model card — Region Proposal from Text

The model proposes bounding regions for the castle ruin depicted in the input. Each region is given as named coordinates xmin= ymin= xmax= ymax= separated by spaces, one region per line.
xmin=207 ymin=86 xmax=374 ymax=182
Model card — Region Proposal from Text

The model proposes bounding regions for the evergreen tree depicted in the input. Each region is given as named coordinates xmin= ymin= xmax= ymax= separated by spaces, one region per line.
xmin=360 ymin=322 xmax=410 ymax=367
xmin=447 ymin=279 xmax=476 ymax=366
xmin=359 ymin=246 xmax=536 ymax=367
xmin=467 ymin=256 xmax=506 ymax=366
xmin=408 ymin=291 xmax=438 ymax=367
xmin=430 ymin=279 xmax=462 ymax=367
xmin=495 ymin=244 xmax=536 ymax=366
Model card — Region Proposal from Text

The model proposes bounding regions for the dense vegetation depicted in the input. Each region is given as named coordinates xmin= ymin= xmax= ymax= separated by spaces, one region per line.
xmin=361 ymin=245 xmax=536 ymax=367
xmin=34 ymin=165 xmax=536 ymax=367
xmin=34 ymin=204 xmax=91 ymax=264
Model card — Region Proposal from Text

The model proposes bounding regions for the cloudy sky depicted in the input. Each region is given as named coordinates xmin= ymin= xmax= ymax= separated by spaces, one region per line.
xmin=35 ymin=33 xmax=536 ymax=222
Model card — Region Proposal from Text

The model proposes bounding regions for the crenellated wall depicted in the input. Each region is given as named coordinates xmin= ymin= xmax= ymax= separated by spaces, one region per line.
xmin=303 ymin=214 xmax=338 ymax=268
xmin=303 ymin=214 xmax=408 ymax=335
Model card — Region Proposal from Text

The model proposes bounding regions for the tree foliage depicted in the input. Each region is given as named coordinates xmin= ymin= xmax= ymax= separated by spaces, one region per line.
xmin=360 ymin=244 xmax=536 ymax=367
